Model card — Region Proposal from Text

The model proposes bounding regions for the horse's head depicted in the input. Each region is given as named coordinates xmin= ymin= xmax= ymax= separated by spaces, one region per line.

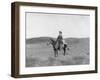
xmin=47 ymin=38 xmax=56 ymax=46
xmin=49 ymin=38 xmax=56 ymax=44
xmin=47 ymin=38 xmax=53 ymax=46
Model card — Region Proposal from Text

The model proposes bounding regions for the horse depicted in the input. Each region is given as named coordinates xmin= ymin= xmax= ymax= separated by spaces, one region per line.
xmin=47 ymin=38 xmax=70 ymax=57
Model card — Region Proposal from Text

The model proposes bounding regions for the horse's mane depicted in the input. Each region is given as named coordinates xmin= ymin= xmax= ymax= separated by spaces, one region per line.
xmin=49 ymin=38 xmax=56 ymax=43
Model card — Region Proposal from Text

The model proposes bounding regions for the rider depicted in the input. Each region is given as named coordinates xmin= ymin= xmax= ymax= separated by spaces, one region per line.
xmin=56 ymin=31 xmax=63 ymax=50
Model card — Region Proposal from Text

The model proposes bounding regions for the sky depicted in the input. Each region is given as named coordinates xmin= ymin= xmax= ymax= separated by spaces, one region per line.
xmin=26 ymin=12 xmax=90 ymax=39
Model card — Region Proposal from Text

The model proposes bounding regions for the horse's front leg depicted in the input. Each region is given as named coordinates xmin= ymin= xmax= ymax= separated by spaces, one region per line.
xmin=54 ymin=49 xmax=58 ymax=57
xmin=56 ymin=50 xmax=58 ymax=57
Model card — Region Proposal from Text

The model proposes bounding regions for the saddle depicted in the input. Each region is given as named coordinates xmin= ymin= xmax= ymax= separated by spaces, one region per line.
xmin=56 ymin=40 xmax=64 ymax=50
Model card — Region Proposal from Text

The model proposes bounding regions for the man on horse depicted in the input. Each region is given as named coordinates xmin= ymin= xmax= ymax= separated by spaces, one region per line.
xmin=56 ymin=31 xmax=64 ymax=50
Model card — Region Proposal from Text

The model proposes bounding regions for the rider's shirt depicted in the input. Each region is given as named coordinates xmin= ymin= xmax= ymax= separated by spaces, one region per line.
xmin=57 ymin=35 xmax=63 ymax=43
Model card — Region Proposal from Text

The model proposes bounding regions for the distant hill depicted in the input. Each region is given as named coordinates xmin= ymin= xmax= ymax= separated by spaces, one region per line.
xmin=64 ymin=38 xmax=89 ymax=45
xmin=26 ymin=37 xmax=52 ymax=44
xmin=26 ymin=37 xmax=89 ymax=45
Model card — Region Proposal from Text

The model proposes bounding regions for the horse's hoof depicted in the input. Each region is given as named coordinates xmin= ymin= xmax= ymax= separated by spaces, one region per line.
xmin=55 ymin=55 xmax=57 ymax=57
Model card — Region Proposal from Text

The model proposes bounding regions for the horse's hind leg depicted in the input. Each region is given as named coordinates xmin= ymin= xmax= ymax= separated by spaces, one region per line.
xmin=54 ymin=50 xmax=57 ymax=57
xmin=63 ymin=48 xmax=66 ymax=56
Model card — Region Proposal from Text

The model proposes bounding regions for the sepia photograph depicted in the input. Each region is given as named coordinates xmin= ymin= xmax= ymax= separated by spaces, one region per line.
xmin=25 ymin=12 xmax=90 ymax=67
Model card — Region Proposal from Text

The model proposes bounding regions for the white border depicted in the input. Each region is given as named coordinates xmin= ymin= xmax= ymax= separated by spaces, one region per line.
xmin=19 ymin=6 xmax=95 ymax=74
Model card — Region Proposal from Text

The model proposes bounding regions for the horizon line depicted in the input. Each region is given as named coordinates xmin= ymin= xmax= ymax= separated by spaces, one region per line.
xmin=26 ymin=36 xmax=90 ymax=39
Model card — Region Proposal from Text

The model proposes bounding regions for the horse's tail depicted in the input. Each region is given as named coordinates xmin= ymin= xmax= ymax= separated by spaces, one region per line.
xmin=64 ymin=43 xmax=70 ymax=50
xmin=64 ymin=44 xmax=67 ymax=48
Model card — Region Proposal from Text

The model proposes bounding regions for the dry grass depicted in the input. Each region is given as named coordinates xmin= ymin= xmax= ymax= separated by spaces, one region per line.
xmin=26 ymin=38 xmax=89 ymax=67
